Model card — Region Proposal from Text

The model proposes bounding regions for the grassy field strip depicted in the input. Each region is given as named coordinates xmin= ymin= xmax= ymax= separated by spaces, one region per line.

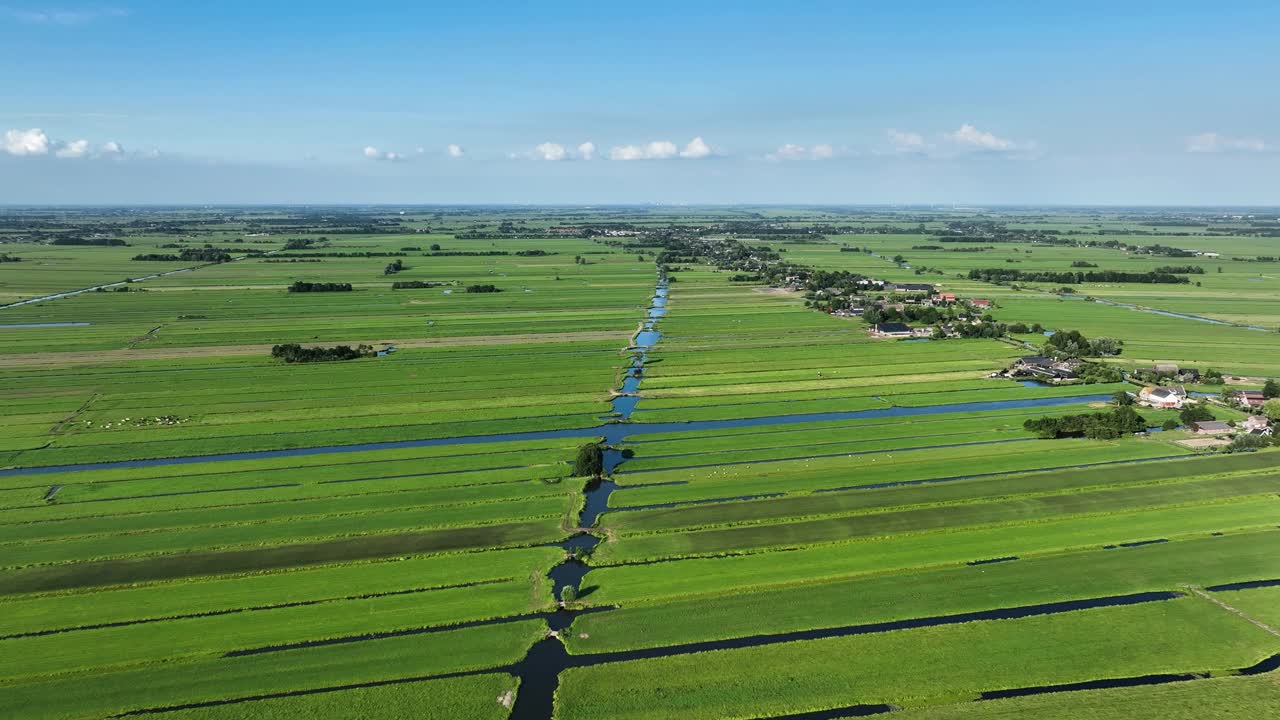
xmin=1211 ymin=586 xmax=1280 ymax=630
xmin=642 ymin=371 xmax=997 ymax=399
xmin=0 ymin=579 xmax=545 ymax=681
xmin=614 ymin=430 xmax=1034 ymax=476
xmin=604 ymin=466 xmax=1280 ymax=536
xmin=0 ymin=437 xmax=586 ymax=487
xmin=618 ymin=403 xmax=1167 ymax=445
xmin=596 ymin=475 xmax=1279 ymax=560
xmin=1 ymin=412 xmax=600 ymax=467
xmin=0 ymin=517 xmax=567 ymax=595
xmin=0 ymin=619 xmax=544 ymax=720
xmin=1 ymin=492 xmax=576 ymax=568
xmin=890 ymin=672 xmax=1280 ymax=720
xmin=0 ymin=545 xmax=560 ymax=636
xmin=0 ymin=480 xmax=575 ymax=542
xmin=154 ymin=674 xmax=520 ymax=720
xmin=588 ymin=499 xmax=1280 ymax=602
xmin=567 ymin=531 xmax=1280 ymax=653
xmin=553 ymin=600 xmax=1280 ymax=720
xmin=3 ymin=445 xmax=574 ymax=502
xmin=641 ymin=359 xmax=1004 ymax=390
xmin=636 ymin=379 xmax=1026 ymax=410
xmin=609 ymin=440 xmax=1186 ymax=507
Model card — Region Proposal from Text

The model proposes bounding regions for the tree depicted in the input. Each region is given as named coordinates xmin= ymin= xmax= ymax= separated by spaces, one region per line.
xmin=572 ymin=443 xmax=604 ymax=478
xmin=560 ymin=584 xmax=577 ymax=605
xmin=1263 ymin=379 xmax=1280 ymax=399
xmin=1089 ymin=337 xmax=1122 ymax=357
xmin=1179 ymin=405 xmax=1214 ymax=424
xmin=1113 ymin=390 xmax=1133 ymax=407
xmin=1161 ymin=419 xmax=1178 ymax=431
xmin=1264 ymin=398 xmax=1280 ymax=422
xmin=429 ymin=243 xmax=441 ymax=251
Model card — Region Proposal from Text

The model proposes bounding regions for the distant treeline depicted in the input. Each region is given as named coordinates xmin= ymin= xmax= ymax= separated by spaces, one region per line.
xmin=51 ymin=237 xmax=128 ymax=246
xmin=391 ymin=281 xmax=447 ymax=289
xmin=271 ymin=343 xmax=374 ymax=363
xmin=968 ymin=268 xmax=1190 ymax=285
xmin=282 ymin=251 xmax=407 ymax=258
xmin=133 ymin=248 xmax=232 ymax=263
xmin=1024 ymin=407 xmax=1147 ymax=440
xmin=288 ymin=281 xmax=352 ymax=293
xmin=465 ymin=284 xmax=503 ymax=293
xmin=0 ymin=253 xmax=20 ymax=263
xmin=428 ymin=250 xmax=510 ymax=256
xmin=262 ymin=258 xmax=323 ymax=263
xmin=1152 ymin=265 xmax=1205 ymax=274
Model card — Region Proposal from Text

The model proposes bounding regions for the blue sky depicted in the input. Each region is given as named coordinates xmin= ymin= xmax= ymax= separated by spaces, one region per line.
xmin=1 ymin=1 xmax=1277 ymax=204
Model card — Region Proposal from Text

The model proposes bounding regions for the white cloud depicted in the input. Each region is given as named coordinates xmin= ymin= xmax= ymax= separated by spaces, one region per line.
xmin=533 ymin=142 xmax=567 ymax=161
xmin=577 ymin=141 xmax=596 ymax=160
xmin=946 ymin=124 xmax=1015 ymax=151
xmin=446 ymin=143 xmax=465 ymax=158
xmin=100 ymin=141 xmax=123 ymax=155
xmin=3 ymin=127 xmax=50 ymax=155
xmin=679 ymin=136 xmax=712 ymax=159
xmin=1185 ymin=132 xmax=1267 ymax=153
xmin=765 ymin=143 xmax=836 ymax=161
xmin=383 ymin=151 xmax=403 ymax=161
xmin=610 ymin=137 xmax=710 ymax=161
xmin=887 ymin=129 xmax=925 ymax=151
xmin=54 ymin=138 xmax=89 ymax=158
xmin=362 ymin=145 xmax=380 ymax=158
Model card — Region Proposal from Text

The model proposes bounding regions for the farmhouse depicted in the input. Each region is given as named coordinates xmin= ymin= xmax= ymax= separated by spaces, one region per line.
xmin=1242 ymin=416 xmax=1272 ymax=434
xmin=1189 ymin=420 xmax=1233 ymax=435
xmin=870 ymin=322 xmax=914 ymax=338
xmin=889 ymin=283 xmax=935 ymax=294
xmin=1012 ymin=356 xmax=1078 ymax=381
xmin=970 ymin=299 xmax=992 ymax=309
xmin=1237 ymin=391 xmax=1266 ymax=409
xmin=1138 ymin=386 xmax=1185 ymax=409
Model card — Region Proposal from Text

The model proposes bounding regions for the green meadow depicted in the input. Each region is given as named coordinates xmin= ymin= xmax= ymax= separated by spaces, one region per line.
xmin=2 ymin=206 xmax=1278 ymax=719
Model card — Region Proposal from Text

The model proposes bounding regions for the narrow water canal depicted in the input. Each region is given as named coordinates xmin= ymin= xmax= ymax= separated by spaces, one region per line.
xmin=507 ymin=269 xmax=669 ymax=719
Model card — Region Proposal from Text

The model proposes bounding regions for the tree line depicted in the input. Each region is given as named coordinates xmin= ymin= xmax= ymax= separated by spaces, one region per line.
xmin=270 ymin=343 xmax=374 ymax=363
xmin=968 ymin=268 xmax=1191 ymax=285
xmin=288 ymin=281 xmax=352 ymax=292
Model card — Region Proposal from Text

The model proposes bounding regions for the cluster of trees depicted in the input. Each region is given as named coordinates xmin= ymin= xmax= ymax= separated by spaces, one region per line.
xmin=133 ymin=247 xmax=232 ymax=263
xmin=1044 ymin=329 xmax=1122 ymax=358
xmin=0 ymin=253 xmax=20 ymax=263
xmin=968 ymin=268 xmax=1191 ymax=285
xmin=50 ymin=237 xmax=128 ymax=246
xmin=572 ymin=443 xmax=604 ymax=478
xmin=383 ymin=259 xmax=405 ymax=276
xmin=1024 ymin=406 xmax=1148 ymax=439
xmin=1070 ymin=260 xmax=1098 ymax=268
xmin=282 ymin=251 xmax=406 ymax=258
xmin=1153 ymin=265 xmax=1205 ymax=274
xmin=270 ymin=343 xmax=374 ymax=363
xmin=283 ymin=238 xmax=316 ymax=250
xmin=514 ymin=249 xmax=552 ymax=256
xmin=465 ymin=284 xmax=503 ymax=293
xmin=428 ymin=250 xmax=509 ymax=256
xmin=391 ymin=281 xmax=445 ymax=289
xmin=288 ymin=281 xmax=352 ymax=293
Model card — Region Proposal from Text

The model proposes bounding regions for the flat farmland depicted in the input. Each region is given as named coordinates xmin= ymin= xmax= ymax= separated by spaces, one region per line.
xmin=2 ymin=207 xmax=1278 ymax=720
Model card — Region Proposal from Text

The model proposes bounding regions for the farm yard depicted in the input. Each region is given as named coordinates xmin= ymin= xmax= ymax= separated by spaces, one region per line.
xmin=1 ymin=207 xmax=1279 ymax=719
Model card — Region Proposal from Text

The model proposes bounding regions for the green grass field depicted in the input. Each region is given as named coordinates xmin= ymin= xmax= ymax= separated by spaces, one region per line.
xmin=4 ymin=206 xmax=1280 ymax=719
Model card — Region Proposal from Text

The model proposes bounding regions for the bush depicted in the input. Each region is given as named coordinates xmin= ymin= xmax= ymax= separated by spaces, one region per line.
xmin=1024 ymin=407 xmax=1147 ymax=439
xmin=465 ymin=284 xmax=503 ymax=294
